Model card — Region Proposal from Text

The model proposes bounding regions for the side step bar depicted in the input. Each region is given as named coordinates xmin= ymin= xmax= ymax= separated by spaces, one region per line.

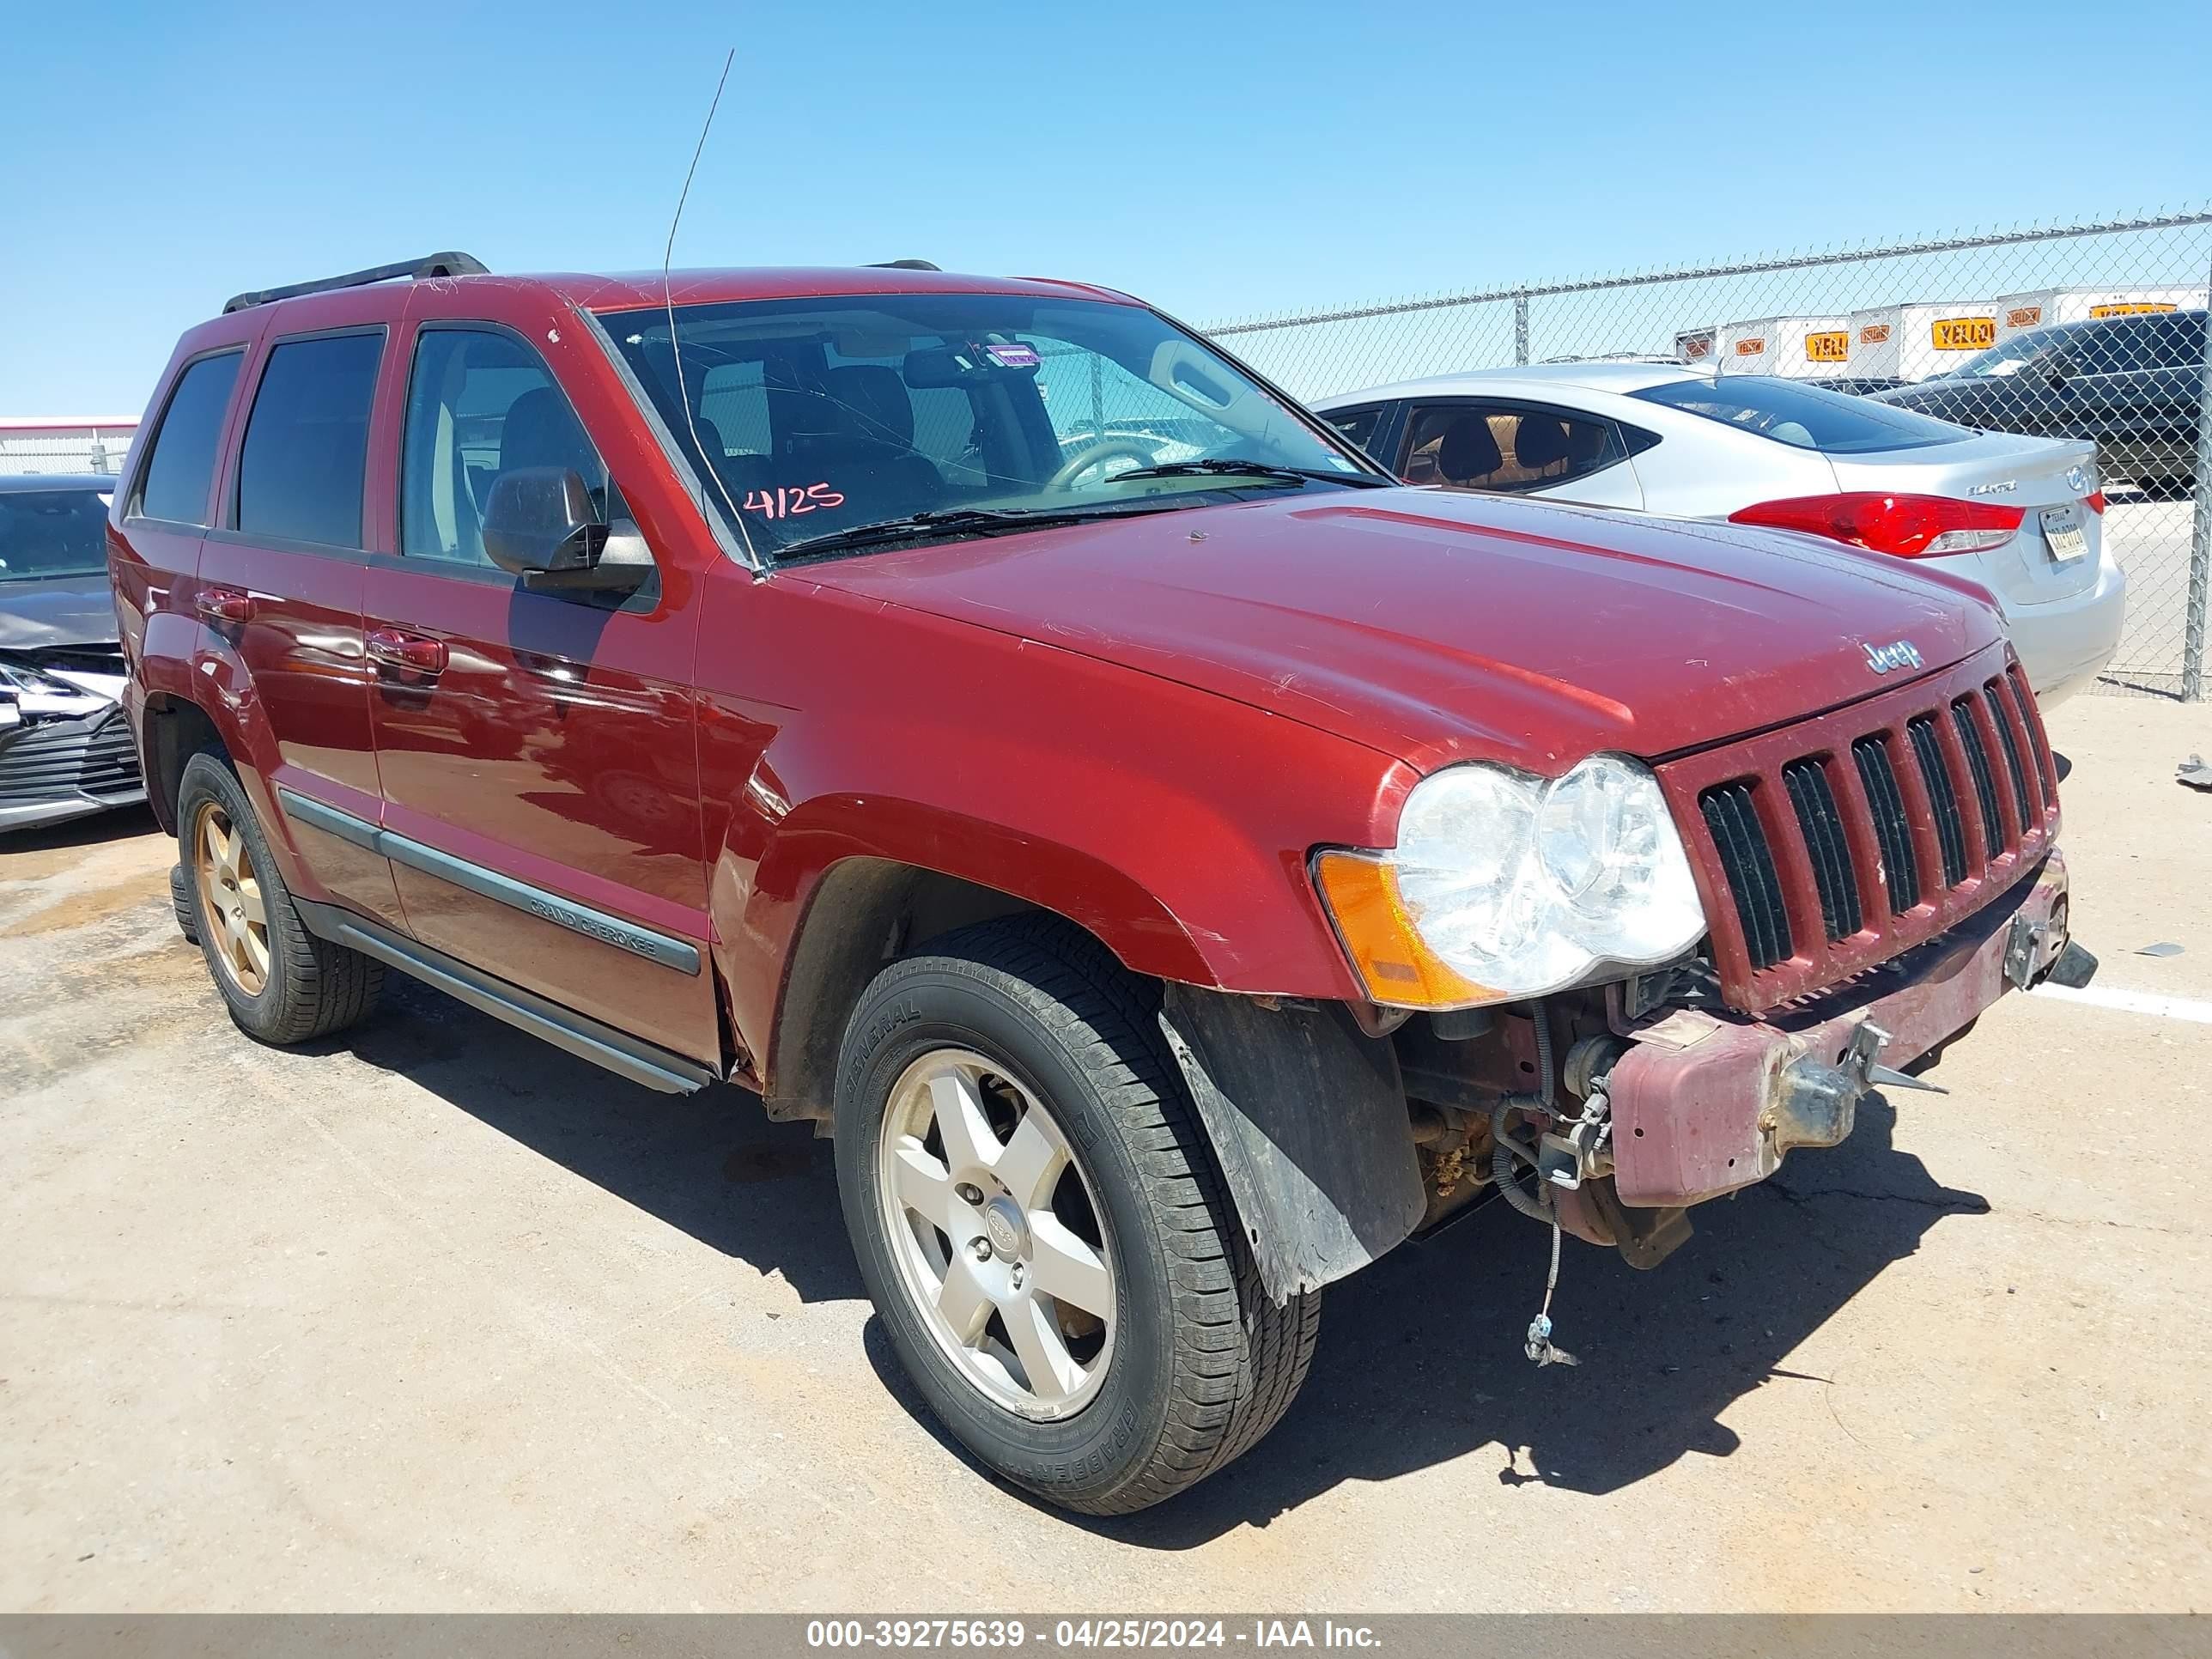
xmin=292 ymin=896 xmax=718 ymax=1096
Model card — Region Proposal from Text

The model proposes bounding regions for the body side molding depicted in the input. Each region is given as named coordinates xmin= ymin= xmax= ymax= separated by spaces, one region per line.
xmin=276 ymin=787 xmax=702 ymax=975
xmin=291 ymin=896 xmax=717 ymax=1094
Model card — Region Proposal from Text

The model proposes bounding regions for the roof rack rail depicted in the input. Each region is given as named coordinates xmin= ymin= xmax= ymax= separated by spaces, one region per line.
xmin=867 ymin=258 xmax=940 ymax=271
xmin=222 ymin=252 xmax=489 ymax=315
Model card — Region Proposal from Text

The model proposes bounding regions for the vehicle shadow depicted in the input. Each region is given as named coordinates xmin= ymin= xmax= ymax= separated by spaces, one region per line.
xmin=336 ymin=976 xmax=1986 ymax=1540
xmin=0 ymin=801 xmax=161 ymax=857
xmin=869 ymin=1091 xmax=1988 ymax=1547
xmin=333 ymin=975 xmax=864 ymax=1304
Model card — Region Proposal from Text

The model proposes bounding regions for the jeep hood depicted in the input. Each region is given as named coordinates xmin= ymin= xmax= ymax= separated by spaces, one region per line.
xmin=810 ymin=488 xmax=2004 ymax=773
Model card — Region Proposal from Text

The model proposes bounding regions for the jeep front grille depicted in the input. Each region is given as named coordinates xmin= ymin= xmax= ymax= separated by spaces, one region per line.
xmin=1908 ymin=714 xmax=1970 ymax=887
xmin=1700 ymin=781 xmax=1792 ymax=969
xmin=1851 ymin=734 xmax=1920 ymax=915
xmin=1663 ymin=647 xmax=2057 ymax=1015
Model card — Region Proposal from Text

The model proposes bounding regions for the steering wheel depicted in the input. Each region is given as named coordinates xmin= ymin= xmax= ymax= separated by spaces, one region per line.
xmin=1042 ymin=438 xmax=1162 ymax=493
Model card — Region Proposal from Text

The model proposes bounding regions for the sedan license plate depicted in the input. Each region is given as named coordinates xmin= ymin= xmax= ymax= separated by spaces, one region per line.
xmin=2042 ymin=505 xmax=2089 ymax=563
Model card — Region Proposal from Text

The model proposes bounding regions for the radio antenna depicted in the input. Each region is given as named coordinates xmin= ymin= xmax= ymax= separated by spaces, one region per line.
xmin=663 ymin=48 xmax=760 ymax=570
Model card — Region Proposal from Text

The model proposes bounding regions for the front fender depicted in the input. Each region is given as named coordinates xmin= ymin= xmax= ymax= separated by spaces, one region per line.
xmin=753 ymin=793 xmax=1213 ymax=986
xmin=694 ymin=581 xmax=1417 ymax=1094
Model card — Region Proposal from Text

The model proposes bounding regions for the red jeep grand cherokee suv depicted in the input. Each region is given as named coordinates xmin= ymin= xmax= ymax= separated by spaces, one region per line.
xmin=112 ymin=252 xmax=2077 ymax=1514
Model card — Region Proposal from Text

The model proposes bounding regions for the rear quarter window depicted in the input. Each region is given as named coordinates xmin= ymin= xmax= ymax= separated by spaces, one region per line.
xmin=1632 ymin=375 xmax=1969 ymax=453
xmin=134 ymin=351 xmax=245 ymax=525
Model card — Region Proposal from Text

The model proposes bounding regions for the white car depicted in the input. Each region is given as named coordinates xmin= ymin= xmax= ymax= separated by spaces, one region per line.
xmin=1313 ymin=364 xmax=2127 ymax=708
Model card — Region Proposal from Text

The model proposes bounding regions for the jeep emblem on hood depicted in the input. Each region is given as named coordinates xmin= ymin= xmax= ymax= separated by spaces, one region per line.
xmin=1863 ymin=639 xmax=1923 ymax=674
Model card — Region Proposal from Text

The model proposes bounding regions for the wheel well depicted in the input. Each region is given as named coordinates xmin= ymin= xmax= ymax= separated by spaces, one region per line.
xmin=142 ymin=696 xmax=228 ymax=834
xmin=762 ymin=859 xmax=1082 ymax=1126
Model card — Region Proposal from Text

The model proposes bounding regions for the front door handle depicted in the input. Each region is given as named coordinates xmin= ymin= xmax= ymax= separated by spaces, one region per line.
xmin=366 ymin=628 xmax=448 ymax=679
xmin=195 ymin=586 xmax=254 ymax=625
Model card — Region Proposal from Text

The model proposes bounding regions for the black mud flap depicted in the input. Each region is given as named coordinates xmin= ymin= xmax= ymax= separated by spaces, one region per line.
xmin=1159 ymin=985 xmax=1425 ymax=1304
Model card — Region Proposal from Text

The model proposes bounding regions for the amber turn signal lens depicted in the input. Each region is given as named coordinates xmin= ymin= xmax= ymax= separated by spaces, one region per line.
xmin=1312 ymin=849 xmax=1496 ymax=1010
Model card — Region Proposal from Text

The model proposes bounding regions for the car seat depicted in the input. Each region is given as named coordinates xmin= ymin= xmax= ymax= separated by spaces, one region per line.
xmin=1436 ymin=414 xmax=1504 ymax=486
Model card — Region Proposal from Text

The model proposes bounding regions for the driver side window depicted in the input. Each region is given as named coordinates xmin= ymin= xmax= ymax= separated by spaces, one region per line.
xmin=400 ymin=327 xmax=610 ymax=568
xmin=1027 ymin=336 xmax=1238 ymax=471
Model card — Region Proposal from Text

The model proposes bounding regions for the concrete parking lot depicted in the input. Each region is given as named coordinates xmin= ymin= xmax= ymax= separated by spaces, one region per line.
xmin=3 ymin=693 xmax=2209 ymax=1613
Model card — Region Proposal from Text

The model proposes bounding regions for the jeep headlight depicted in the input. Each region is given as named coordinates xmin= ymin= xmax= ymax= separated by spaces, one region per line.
xmin=1314 ymin=756 xmax=1706 ymax=1008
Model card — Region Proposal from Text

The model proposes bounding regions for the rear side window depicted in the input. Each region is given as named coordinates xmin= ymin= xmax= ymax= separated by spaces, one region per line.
xmin=1632 ymin=375 xmax=1968 ymax=453
xmin=135 ymin=351 xmax=243 ymax=525
xmin=2149 ymin=312 xmax=2208 ymax=368
xmin=235 ymin=332 xmax=385 ymax=549
xmin=1402 ymin=401 xmax=1623 ymax=493
xmin=2081 ymin=312 xmax=2208 ymax=374
xmin=400 ymin=327 xmax=608 ymax=568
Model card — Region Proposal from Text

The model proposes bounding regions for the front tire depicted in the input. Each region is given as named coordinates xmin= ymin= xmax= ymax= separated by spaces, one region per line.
xmin=176 ymin=753 xmax=382 ymax=1045
xmin=834 ymin=915 xmax=1319 ymax=1515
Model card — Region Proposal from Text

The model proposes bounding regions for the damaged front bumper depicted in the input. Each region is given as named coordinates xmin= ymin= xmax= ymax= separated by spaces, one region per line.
xmin=0 ymin=699 xmax=146 ymax=831
xmin=1565 ymin=851 xmax=2069 ymax=1239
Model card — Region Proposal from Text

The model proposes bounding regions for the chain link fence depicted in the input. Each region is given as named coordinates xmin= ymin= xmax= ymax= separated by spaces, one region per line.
xmin=1206 ymin=208 xmax=2212 ymax=699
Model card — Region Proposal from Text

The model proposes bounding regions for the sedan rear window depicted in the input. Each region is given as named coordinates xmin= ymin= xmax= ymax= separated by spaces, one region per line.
xmin=1632 ymin=375 xmax=1969 ymax=453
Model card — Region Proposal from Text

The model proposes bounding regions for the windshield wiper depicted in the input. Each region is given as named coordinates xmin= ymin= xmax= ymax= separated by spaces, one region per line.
xmin=775 ymin=503 xmax=1175 ymax=563
xmin=1105 ymin=459 xmax=1391 ymax=488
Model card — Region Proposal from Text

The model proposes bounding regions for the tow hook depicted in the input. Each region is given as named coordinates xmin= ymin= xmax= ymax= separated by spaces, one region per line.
xmin=2007 ymin=906 xmax=2096 ymax=991
xmin=1771 ymin=1021 xmax=1947 ymax=1157
xmin=2004 ymin=911 xmax=2050 ymax=991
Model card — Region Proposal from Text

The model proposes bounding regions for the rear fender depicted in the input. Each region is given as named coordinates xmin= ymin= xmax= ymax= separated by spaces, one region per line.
xmin=167 ymin=629 xmax=323 ymax=896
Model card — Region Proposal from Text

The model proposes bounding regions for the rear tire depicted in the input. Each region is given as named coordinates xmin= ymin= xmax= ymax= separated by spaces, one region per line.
xmin=169 ymin=863 xmax=199 ymax=945
xmin=175 ymin=753 xmax=382 ymax=1045
xmin=833 ymin=914 xmax=1318 ymax=1515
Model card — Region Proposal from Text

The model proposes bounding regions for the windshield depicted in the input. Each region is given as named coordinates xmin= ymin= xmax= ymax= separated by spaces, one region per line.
xmin=0 ymin=488 xmax=112 ymax=582
xmin=1940 ymin=331 xmax=2061 ymax=380
xmin=1632 ymin=374 xmax=1970 ymax=453
xmin=603 ymin=293 xmax=1374 ymax=560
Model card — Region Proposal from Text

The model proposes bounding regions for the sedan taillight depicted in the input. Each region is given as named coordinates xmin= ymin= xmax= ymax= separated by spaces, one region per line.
xmin=1729 ymin=492 xmax=2026 ymax=558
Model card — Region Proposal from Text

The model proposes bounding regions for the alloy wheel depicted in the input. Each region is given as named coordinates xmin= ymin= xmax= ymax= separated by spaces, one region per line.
xmin=193 ymin=801 xmax=270 ymax=996
xmin=875 ymin=1048 xmax=1117 ymax=1419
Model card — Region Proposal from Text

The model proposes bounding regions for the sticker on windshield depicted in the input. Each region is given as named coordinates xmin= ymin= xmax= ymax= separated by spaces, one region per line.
xmin=741 ymin=482 xmax=846 ymax=520
xmin=983 ymin=342 xmax=1041 ymax=369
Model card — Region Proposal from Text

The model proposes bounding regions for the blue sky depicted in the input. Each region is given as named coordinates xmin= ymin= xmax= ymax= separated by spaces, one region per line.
xmin=5 ymin=0 xmax=2209 ymax=416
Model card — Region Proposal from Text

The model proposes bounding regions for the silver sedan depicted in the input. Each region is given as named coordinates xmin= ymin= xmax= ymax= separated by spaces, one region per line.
xmin=1313 ymin=364 xmax=2127 ymax=707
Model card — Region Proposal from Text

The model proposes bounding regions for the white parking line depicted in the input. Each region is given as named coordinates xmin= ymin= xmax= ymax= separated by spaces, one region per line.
xmin=2030 ymin=982 xmax=2212 ymax=1023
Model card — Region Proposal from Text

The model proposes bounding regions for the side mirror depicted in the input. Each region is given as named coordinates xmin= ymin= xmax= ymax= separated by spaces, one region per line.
xmin=482 ymin=467 xmax=604 ymax=575
xmin=481 ymin=467 xmax=652 ymax=592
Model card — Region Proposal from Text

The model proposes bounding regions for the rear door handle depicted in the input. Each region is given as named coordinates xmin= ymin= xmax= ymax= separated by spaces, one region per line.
xmin=195 ymin=586 xmax=254 ymax=625
xmin=366 ymin=628 xmax=448 ymax=678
